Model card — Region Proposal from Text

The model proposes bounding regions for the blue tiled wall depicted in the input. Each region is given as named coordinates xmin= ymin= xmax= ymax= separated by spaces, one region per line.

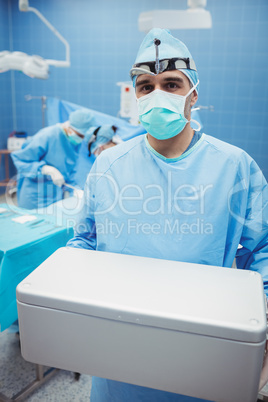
xmin=1 ymin=0 xmax=268 ymax=178
xmin=0 ymin=0 xmax=14 ymax=193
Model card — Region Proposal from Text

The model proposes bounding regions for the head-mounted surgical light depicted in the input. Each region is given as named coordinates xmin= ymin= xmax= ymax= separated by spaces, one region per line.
xmin=130 ymin=56 xmax=197 ymax=80
xmin=130 ymin=29 xmax=199 ymax=91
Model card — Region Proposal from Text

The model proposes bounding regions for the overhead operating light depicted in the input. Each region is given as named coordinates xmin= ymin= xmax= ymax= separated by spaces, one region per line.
xmin=138 ymin=0 xmax=212 ymax=32
xmin=0 ymin=0 xmax=70 ymax=79
xmin=0 ymin=51 xmax=49 ymax=79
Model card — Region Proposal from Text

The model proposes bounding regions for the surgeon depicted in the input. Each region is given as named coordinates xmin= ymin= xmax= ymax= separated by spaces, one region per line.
xmin=11 ymin=109 xmax=95 ymax=209
xmin=52 ymin=125 xmax=122 ymax=228
xmin=67 ymin=29 xmax=268 ymax=401
xmin=73 ymin=124 xmax=121 ymax=190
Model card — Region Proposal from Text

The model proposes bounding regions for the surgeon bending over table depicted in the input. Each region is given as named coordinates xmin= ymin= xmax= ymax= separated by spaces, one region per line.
xmin=11 ymin=109 xmax=95 ymax=209
xmin=67 ymin=28 xmax=268 ymax=402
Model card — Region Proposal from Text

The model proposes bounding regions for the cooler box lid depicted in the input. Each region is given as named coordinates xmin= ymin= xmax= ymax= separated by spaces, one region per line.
xmin=16 ymin=247 xmax=267 ymax=343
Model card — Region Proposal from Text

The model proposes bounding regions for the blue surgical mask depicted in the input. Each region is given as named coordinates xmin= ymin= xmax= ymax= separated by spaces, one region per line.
xmin=67 ymin=131 xmax=83 ymax=146
xmin=137 ymin=81 xmax=199 ymax=140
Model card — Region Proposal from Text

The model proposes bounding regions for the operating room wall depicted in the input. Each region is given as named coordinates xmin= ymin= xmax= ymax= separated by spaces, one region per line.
xmin=2 ymin=0 xmax=268 ymax=180
xmin=0 ymin=0 xmax=14 ymax=192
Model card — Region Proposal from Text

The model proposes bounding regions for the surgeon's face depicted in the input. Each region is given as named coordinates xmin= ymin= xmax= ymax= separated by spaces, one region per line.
xmin=66 ymin=127 xmax=85 ymax=140
xmin=135 ymin=70 xmax=198 ymax=120
xmin=94 ymin=141 xmax=116 ymax=156
xmin=135 ymin=70 xmax=197 ymax=104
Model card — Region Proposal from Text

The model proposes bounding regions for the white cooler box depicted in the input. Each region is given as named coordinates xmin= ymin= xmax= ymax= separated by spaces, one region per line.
xmin=16 ymin=247 xmax=267 ymax=402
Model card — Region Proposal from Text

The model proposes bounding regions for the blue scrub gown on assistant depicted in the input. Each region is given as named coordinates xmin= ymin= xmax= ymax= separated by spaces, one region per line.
xmin=68 ymin=133 xmax=268 ymax=402
xmin=11 ymin=124 xmax=81 ymax=209
xmin=72 ymin=140 xmax=96 ymax=190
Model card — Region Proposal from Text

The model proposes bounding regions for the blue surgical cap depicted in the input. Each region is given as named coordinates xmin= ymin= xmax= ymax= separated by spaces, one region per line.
xmin=69 ymin=109 xmax=96 ymax=136
xmin=90 ymin=125 xmax=116 ymax=154
xmin=85 ymin=126 xmax=97 ymax=142
xmin=132 ymin=28 xmax=199 ymax=93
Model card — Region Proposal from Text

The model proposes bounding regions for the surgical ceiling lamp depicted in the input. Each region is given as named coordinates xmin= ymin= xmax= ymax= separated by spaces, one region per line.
xmin=0 ymin=0 xmax=70 ymax=79
xmin=138 ymin=0 xmax=212 ymax=32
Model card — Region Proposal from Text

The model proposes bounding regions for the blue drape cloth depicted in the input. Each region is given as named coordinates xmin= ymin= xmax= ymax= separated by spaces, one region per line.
xmin=46 ymin=97 xmax=146 ymax=141
xmin=0 ymin=203 xmax=73 ymax=331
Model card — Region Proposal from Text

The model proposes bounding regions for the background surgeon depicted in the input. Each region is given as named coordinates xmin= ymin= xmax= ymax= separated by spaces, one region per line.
xmin=11 ymin=109 xmax=95 ymax=209
xmin=67 ymin=28 xmax=268 ymax=401
xmin=73 ymin=124 xmax=122 ymax=190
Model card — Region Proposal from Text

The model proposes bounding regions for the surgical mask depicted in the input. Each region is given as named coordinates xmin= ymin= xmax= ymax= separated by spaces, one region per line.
xmin=67 ymin=131 xmax=83 ymax=146
xmin=137 ymin=81 xmax=199 ymax=140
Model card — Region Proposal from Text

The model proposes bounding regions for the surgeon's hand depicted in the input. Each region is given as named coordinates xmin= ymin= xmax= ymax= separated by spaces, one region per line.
xmin=259 ymin=340 xmax=268 ymax=391
xmin=41 ymin=165 xmax=65 ymax=187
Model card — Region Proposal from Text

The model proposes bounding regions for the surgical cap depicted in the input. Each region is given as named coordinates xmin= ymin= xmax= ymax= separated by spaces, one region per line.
xmin=131 ymin=28 xmax=199 ymax=93
xmin=90 ymin=125 xmax=119 ymax=154
xmin=85 ymin=126 xmax=97 ymax=142
xmin=69 ymin=109 xmax=96 ymax=136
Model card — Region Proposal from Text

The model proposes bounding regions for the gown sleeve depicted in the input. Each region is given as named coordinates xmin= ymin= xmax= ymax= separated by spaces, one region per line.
xmin=11 ymin=130 xmax=50 ymax=178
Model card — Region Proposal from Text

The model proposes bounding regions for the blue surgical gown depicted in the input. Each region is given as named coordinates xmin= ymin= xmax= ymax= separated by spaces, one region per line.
xmin=11 ymin=124 xmax=81 ymax=209
xmin=72 ymin=140 xmax=96 ymax=190
xmin=67 ymin=133 xmax=268 ymax=402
